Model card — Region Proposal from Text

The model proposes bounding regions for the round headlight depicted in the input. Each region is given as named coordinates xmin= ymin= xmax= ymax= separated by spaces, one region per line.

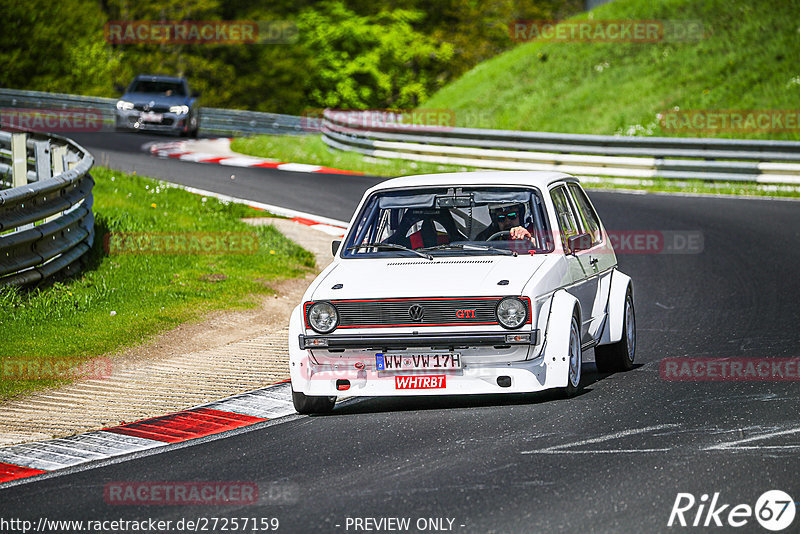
xmin=496 ymin=297 xmax=528 ymax=329
xmin=308 ymin=301 xmax=338 ymax=334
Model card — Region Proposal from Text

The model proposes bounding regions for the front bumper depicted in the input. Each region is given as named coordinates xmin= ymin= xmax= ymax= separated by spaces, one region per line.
xmin=299 ymin=330 xmax=539 ymax=350
xmin=290 ymin=330 xmax=571 ymax=397
xmin=115 ymin=110 xmax=188 ymax=133
xmin=292 ymin=357 xmax=566 ymax=396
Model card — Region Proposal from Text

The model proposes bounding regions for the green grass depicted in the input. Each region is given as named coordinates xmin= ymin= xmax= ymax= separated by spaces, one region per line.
xmin=231 ymin=133 xmax=800 ymax=198
xmin=581 ymin=177 xmax=800 ymax=198
xmin=423 ymin=0 xmax=800 ymax=140
xmin=0 ymin=167 xmax=314 ymax=400
xmin=232 ymin=0 xmax=800 ymax=199
xmin=231 ymin=134 xmax=476 ymax=177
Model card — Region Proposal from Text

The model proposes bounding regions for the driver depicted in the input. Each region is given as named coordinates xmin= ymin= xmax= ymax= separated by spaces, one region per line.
xmin=476 ymin=202 xmax=532 ymax=241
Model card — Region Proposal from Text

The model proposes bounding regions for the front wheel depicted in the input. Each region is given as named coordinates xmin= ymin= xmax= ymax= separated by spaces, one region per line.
xmin=291 ymin=386 xmax=336 ymax=415
xmin=189 ymin=114 xmax=199 ymax=138
xmin=561 ymin=315 xmax=583 ymax=398
xmin=595 ymin=288 xmax=635 ymax=373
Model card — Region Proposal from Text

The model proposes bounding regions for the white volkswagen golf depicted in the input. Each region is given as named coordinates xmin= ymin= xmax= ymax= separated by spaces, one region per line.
xmin=289 ymin=171 xmax=636 ymax=414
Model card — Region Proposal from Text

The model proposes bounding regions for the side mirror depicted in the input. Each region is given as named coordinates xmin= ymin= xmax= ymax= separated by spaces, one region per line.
xmin=191 ymin=90 xmax=201 ymax=98
xmin=114 ymin=83 xmax=125 ymax=94
xmin=331 ymin=240 xmax=341 ymax=256
xmin=567 ymin=232 xmax=592 ymax=254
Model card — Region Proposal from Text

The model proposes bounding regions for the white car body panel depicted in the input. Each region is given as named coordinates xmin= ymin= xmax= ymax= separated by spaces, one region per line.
xmin=289 ymin=171 xmax=633 ymax=400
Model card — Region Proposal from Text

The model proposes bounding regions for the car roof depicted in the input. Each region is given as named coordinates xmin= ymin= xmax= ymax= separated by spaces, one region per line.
xmin=367 ymin=171 xmax=579 ymax=193
xmin=132 ymin=75 xmax=186 ymax=83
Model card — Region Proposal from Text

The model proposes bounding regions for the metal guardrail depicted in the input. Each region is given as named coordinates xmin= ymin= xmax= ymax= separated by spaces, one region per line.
xmin=321 ymin=110 xmax=800 ymax=184
xmin=0 ymin=88 xmax=314 ymax=136
xmin=0 ymin=130 xmax=94 ymax=287
xmin=3 ymin=89 xmax=798 ymax=183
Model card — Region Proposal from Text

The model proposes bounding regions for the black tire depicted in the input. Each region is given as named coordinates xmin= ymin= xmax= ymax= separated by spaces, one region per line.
xmin=291 ymin=386 xmax=336 ymax=415
xmin=561 ymin=314 xmax=583 ymax=398
xmin=189 ymin=114 xmax=199 ymax=138
xmin=595 ymin=288 xmax=635 ymax=373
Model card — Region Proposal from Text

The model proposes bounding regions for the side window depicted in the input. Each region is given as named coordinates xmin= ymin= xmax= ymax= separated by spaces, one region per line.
xmin=568 ymin=184 xmax=602 ymax=246
xmin=550 ymin=186 xmax=580 ymax=252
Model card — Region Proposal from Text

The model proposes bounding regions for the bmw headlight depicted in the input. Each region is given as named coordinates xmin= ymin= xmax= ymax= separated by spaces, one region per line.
xmin=496 ymin=297 xmax=528 ymax=329
xmin=116 ymin=100 xmax=134 ymax=110
xmin=307 ymin=301 xmax=338 ymax=334
xmin=169 ymin=105 xmax=190 ymax=115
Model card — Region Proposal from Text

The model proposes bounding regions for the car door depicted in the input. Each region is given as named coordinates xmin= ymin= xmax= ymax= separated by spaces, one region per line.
xmin=549 ymin=185 xmax=595 ymax=342
xmin=567 ymin=183 xmax=614 ymax=343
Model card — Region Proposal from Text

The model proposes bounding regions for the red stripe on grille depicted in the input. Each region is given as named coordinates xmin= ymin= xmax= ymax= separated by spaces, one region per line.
xmin=338 ymin=321 xmax=500 ymax=328
xmin=105 ymin=408 xmax=266 ymax=443
xmin=0 ymin=462 xmax=47 ymax=483
xmin=332 ymin=297 xmax=502 ymax=303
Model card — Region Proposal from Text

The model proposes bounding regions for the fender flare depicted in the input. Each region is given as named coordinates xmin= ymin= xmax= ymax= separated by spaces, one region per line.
xmin=541 ymin=289 xmax=580 ymax=388
xmin=288 ymin=304 xmax=311 ymax=391
xmin=598 ymin=269 xmax=633 ymax=345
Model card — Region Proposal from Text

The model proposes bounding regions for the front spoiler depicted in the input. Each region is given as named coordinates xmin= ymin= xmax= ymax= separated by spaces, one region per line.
xmin=292 ymin=357 xmax=567 ymax=397
xmin=299 ymin=330 xmax=539 ymax=350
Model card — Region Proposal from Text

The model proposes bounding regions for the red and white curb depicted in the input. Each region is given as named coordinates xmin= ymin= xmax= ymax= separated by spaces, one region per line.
xmin=0 ymin=381 xmax=295 ymax=485
xmin=0 ymin=192 xmax=349 ymax=486
xmin=147 ymin=138 xmax=363 ymax=176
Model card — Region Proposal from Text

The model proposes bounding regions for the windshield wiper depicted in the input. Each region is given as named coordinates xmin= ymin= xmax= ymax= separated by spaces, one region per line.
xmin=420 ymin=243 xmax=517 ymax=256
xmin=347 ymin=242 xmax=433 ymax=260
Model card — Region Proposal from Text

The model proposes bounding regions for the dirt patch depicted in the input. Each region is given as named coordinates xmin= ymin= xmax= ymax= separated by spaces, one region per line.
xmin=0 ymin=218 xmax=339 ymax=446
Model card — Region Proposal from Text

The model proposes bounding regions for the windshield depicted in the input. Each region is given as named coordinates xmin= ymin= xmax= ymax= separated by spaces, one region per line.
xmin=343 ymin=186 xmax=554 ymax=258
xmin=127 ymin=80 xmax=186 ymax=96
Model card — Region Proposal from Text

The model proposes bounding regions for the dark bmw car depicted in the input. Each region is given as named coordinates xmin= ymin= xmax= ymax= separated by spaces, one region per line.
xmin=114 ymin=75 xmax=200 ymax=137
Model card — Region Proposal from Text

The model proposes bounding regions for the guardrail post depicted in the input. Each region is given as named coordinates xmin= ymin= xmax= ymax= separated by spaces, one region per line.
xmin=34 ymin=140 xmax=51 ymax=182
xmin=43 ymin=145 xmax=70 ymax=223
xmin=11 ymin=132 xmax=27 ymax=187
xmin=52 ymin=145 xmax=67 ymax=176
xmin=67 ymin=152 xmax=80 ymax=170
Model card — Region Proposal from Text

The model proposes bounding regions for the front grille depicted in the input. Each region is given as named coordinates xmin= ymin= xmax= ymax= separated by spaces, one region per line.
xmin=306 ymin=297 xmax=530 ymax=329
xmin=387 ymin=260 xmax=494 ymax=266
xmin=133 ymin=104 xmax=171 ymax=113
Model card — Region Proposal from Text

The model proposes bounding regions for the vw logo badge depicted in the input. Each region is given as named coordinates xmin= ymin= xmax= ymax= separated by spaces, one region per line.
xmin=408 ymin=304 xmax=425 ymax=322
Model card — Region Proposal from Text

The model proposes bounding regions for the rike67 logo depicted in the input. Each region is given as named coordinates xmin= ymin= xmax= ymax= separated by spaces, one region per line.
xmin=669 ymin=490 xmax=796 ymax=531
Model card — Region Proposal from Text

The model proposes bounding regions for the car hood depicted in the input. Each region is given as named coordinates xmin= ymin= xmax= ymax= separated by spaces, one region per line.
xmin=120 ymin=93 xmax=190 ymax=106
xmin=310 ymin=255 xmax=554 ymax=301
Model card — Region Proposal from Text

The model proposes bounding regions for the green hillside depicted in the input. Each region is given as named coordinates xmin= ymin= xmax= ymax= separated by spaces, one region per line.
xmin=423 ymin=0 xmax=800 ymax=140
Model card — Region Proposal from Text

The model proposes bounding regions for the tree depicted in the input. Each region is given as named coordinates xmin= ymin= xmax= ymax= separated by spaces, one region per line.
xmin=297 ymin=2 xmax=454 ymax=110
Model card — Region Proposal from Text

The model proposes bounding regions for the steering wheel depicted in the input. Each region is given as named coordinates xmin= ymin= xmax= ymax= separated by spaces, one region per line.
xmin=486 ymin=231 xmax=511 ymax=241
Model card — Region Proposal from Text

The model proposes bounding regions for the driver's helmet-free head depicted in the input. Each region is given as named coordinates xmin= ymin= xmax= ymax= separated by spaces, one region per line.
xmin=489 ymin=203 xmax=525 ymax=225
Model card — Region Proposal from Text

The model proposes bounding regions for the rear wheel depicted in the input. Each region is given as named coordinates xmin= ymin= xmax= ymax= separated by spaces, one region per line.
xmin=291 ymin=386 xmax=336 ymax=415
xmin=561 ymin=315 xmax=582 ymax=398
xmin=595 ymin=288 xmax=635 ymax=373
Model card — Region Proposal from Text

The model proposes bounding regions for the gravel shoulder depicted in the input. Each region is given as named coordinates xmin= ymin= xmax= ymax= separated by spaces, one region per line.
xmin=0 ymin=218 xmax=336 ymax=446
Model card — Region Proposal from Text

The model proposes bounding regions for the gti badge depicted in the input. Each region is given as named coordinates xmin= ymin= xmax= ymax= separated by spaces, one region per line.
xmin=456 ymin=309 xmax=476 ymax=319
xmin=408 ymin=304 xmax=425 ymax=322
